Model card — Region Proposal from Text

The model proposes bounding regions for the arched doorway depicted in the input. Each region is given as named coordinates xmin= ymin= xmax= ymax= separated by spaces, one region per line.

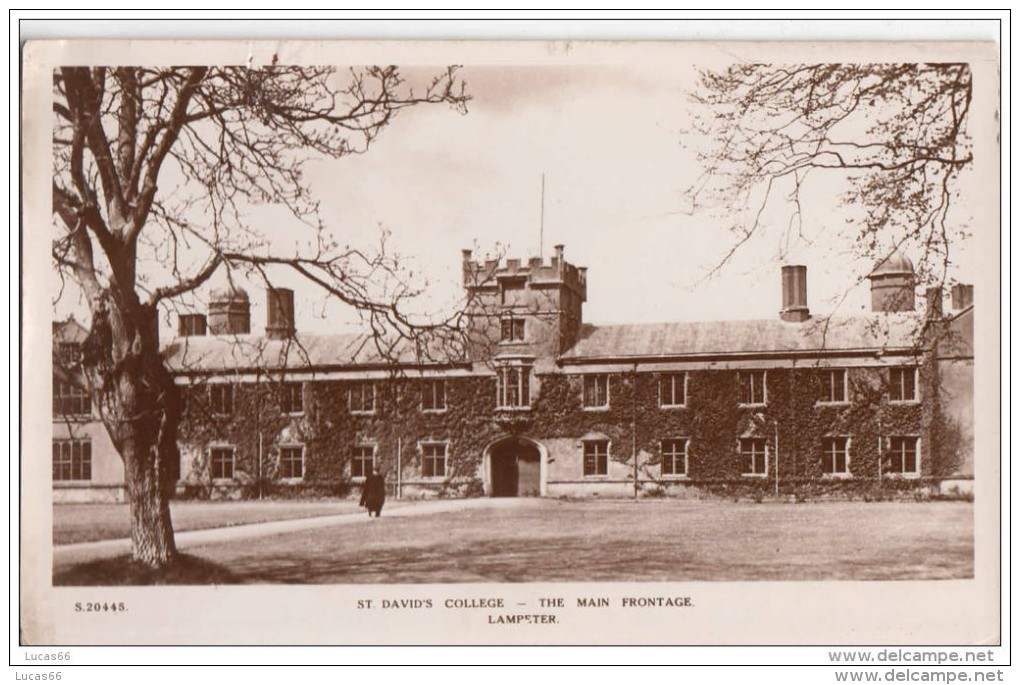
xmin=488 ymin=437 xmax=542 ymax=497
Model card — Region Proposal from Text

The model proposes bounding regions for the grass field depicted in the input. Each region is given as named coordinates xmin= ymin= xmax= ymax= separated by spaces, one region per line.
xmin=53 ymin=500 xmax=382 ymax=544
xmin=53 ymin=499 xmax=973 ymax=585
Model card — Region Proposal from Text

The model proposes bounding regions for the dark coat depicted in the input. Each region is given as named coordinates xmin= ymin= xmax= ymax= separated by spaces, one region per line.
xmin=360 ymin=473 xmax=386 ymax=510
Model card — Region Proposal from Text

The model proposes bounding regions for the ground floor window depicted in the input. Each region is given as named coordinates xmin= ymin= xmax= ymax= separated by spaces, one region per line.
xmin=422 ymin=443 xmax=448 ymax=478
xmin=822 ymin=437 xmax=850 ymax=475
xmin=52 ymin=439 xmax=91 ymax=481
xmin=886 ymin=436 xmax=919 ymax=475
xmin=583 ymin=440 xmax=609 ymax=476
xmin=351 ymin=445 xmax=375 ymax=479
xmin=660 ymin=439 xmax=688 ymax=477
xmin=279 ymin=445 xmax=304 ymax=479
xmin=210 ymin=446 xmax=235 ymax=480
xmin=739 ymin=437 xmax=767 ymax=476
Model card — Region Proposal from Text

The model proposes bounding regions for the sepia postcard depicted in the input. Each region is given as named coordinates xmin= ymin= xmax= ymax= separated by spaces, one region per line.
xmin=20 ymin=37 xmax=1001 ymax=648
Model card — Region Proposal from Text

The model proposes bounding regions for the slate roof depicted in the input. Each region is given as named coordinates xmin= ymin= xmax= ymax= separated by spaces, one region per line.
xmin=163 ymin=311 xmax=928 ymax=373
xmin=559 ymin=314 xmax=925 ymax=361
xmin=163 ymin=332 xmax=459 ymax=373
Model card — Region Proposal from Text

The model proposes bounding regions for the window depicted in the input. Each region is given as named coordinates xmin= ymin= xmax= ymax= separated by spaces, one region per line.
xmin=583 ymin=374 xmax=609 ymax=409
xmin=583 ymin=440 xmax=609 ymax=476
xmin=889 ymin=367 xmax=918 ymax=402
xmin=739 ymin=438 xmax=767 ymax=476
xmin=886 ymin=436 xmax=919 ymax=475
xmin=349 ymin=383 xmax=376 ymax=413
xmin=210 ymin=447 xmax=235 ymax=480
xmin=822 ymin=437 xmax=850 ymax=475
xmin=351 ymin=445 xmax=375 ymax=479
xmin=659 ymin=373 xmax=687 ymax=407
xmin=818 ymin=369 xmax=848 ymax=404
xmin=422 ymin=443 xmax=447 ymax=479
xmin=500 ymin=317 xmax=526 ymax=342
xmin=660 ymin=439 xmax=688 ymax=477
xmin=52 ymin=439 xmax=91 ymax=481
xmin=280 ymin=383 xmax=304 ymax=415
xmin=496 ymin=365 xmax=531 ymax=409
xmin=279 ymin=445 xmax=304 ymax=479
xmin=210 ymin=384 xmax=234 ymax=416
xmin=52 ymin=380 xmax=91 ymax=417
xmin=422 ymin=379 xmax=447 ymax=412
xmin=738 ymin=371 xmax=767 ymax=406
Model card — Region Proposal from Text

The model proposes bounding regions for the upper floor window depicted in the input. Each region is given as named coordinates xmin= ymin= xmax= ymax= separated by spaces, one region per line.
xmin=496 ymin=365 xmax=531 ymax=409
xmin=583 ymin=374 xmax=609 ymax=409
xmin=280 ymin=382 xmax=304 ymax=415
xmin=422 ymin=442 xmax=448 ymax=479
xmin=818 ymin=369 xmax=848 ymax=404
xmin=739 ymin=437 xmax=767 ymax=476
xmin=279 ymin=445 xmax=304 ymax=479
xmin=210 ymin=384 xmax=234 ymax=416
xmin=886 ymin=436 xmax=919 ymax=475
xmin=738 ymin=371 xmax=767 ymax=406
xmin=821 ymin=436 xmax=850 ymax=476
xmin=52 ymin=439 xmax=91 ymax=481
xmin=422 ymin=379 xmax=447 ymax=412
xmin=349 ymin=383 xmax=376 ymax=414
xmin=53 ymin=380 xmax=91 ymax=417
xmin=889 ymin=367 xmax=918 ymax=402
xmin=351 ymin=445 xmax=375 ymax=479
xmin=659 ymin=373 xmax=687 ymax=408
xmin=583 ymin=439 xmax=609 ymax=477
xmin=660 ymin=438 xmax=689 ymax=477
xmin=500 ymin=317 xmax=526 ymax=343
xmin=210 ymin=446 xmax=235 ymax=480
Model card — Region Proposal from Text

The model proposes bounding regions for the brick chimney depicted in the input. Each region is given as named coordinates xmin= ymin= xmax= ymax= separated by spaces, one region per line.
xmin=924 ymin=286 xmax=943 ymax=321
xmin=780 ymin=265 xmax=810 ymax=323
xmin=266 ymin=288 xmax=296 ymax=340
xmin=951 ymin=284 xmax=974 ymax=310
xmin=178 ymin=313 xmax=207 ymax=337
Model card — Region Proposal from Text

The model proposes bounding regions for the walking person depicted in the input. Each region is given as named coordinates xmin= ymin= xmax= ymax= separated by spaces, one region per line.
xmin=359 ymin=466 xmax=386 ymax=518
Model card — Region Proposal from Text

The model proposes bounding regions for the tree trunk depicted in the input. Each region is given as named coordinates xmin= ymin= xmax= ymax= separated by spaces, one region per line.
xmin=82 ymin=293 xmax=180 ymax=568
xmin=123 ymin=434 xmax=177 ymax=566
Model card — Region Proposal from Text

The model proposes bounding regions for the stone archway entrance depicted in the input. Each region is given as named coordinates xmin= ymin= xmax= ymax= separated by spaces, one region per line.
xmin=489 ymin=437 xmax=542 ymax=497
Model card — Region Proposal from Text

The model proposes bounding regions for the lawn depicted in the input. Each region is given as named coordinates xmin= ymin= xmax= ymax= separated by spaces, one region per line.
xmin=53 ymin=499 xmax=973 ymax=585
xmin=53 ymin=499 xmax=381 ymax=544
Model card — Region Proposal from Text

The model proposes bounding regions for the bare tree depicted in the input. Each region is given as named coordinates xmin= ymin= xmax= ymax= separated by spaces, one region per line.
xmin=51 ymin=65 xmax=470 ymax=568
xmin=688 ymin=63 xmax=972 ymax=284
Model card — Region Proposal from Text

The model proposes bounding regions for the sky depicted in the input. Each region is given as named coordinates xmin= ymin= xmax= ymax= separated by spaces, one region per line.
xmin=52 ymin=52 xmax=989 ymax=338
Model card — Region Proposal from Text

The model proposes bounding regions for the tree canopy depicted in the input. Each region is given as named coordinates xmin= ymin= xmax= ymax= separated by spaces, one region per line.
xmin=50 ymin=64 xmax=471 ymax=567
xmin=53 ymin=65 xmax=470 ymax=345
xmin=688 ymin=62 xmax=973 ymax=284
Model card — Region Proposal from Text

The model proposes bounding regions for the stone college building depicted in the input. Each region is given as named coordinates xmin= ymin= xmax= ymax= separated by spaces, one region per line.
xmin=52 ymin=245 xmax=975 ymax=502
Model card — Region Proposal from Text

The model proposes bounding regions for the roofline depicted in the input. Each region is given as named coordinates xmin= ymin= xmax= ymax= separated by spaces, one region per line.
xmin=168 ymin=360 xmax=475 ymax=377
xmin=557 ymin=346 xmax=922 ymax=366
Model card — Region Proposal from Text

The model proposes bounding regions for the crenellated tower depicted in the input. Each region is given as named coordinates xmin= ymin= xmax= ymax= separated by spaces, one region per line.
xmin=462 ymin=244 xmax=587 ymax=362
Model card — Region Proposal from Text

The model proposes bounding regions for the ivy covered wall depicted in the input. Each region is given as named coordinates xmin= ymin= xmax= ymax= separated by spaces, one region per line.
xmin=175 ymin=355 xmax=959 ymax=500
